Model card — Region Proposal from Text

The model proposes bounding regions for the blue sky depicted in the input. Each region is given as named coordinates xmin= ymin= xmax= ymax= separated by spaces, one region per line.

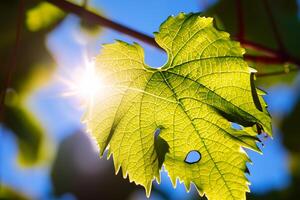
xmin=1 ymin=0 xmax=300 ymax=199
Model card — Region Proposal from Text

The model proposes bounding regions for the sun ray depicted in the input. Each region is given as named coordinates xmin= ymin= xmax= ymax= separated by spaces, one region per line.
xmin=57 ymin=51 xmax=108 ymax=110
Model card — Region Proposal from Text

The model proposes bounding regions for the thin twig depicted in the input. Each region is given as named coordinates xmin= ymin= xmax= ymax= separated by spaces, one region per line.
xmin=256 ymin=68 xmax=298 ymax=77
xmin=0 ymin=0 xmax=25 ymax=187
xmin=240 ymin=40 xmax=279 ymax=58
xmin=242 ymin=40 xmax=300 ymax=66
xmin=0 ymin=0 xmax=25 ymax=120
xmin=244 ymin=55 xmax=286 ymax=64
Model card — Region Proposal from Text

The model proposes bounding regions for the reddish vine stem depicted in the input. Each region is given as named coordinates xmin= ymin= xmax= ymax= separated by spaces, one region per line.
xmin=239 ymin=41 xmax=300 ymax=66
xmin=46 ymin=0 xmax=300 ymax=74
xmin=240 ymin=40 xmax=279 ymax=58
xmin=46 ymin=0 xmax=161 ymax=49
xmin=234 ymin=0 xmax=300 ymax=75
xmin=0 ymin=0 xmax=25 ymax=120
xmin=245 ymin=55 xmax=286 ymax=64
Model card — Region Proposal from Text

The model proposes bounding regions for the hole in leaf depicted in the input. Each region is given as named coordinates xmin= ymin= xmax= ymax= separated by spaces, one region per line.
xmin=154 ymin=127 xmax=169 ymax=168
xmin=231 ymin=122 xmax=243 ymax=130
xmin=185 ymin=150 xmax=201 ymax=164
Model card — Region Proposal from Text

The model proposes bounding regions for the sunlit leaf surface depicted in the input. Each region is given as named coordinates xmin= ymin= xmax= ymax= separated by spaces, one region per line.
xmin=84 ymin=13 xmax=272 ymax=200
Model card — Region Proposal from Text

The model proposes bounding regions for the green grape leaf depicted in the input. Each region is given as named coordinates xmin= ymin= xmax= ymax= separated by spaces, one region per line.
xmin=84 ymin=13 xmax=272 ymax=200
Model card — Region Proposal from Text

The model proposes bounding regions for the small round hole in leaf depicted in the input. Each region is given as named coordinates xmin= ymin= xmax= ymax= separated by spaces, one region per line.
xmin=185 ymin=150 xmax=201 ymax=164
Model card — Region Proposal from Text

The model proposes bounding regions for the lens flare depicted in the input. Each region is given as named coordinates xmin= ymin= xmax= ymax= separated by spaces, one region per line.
xmin=76 ymin=60 xmax=102 ymax=99
xmin=58 ymin=57 xmax=107 ymax=107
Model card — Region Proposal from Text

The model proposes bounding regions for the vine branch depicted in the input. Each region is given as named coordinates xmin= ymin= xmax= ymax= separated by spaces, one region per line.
xmin=46 ymin=0 xmax=160 ymax=49
xmin=0 ymin=0 xmax=25 ymax=120
xmin=46 ymin=0 xmax=300 ymax=75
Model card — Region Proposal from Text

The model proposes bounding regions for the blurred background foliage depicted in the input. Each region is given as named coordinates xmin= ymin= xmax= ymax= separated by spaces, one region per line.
xmin=1 ymin=0 xmax=61 ymax=167
xmin=1 ymin=0 xmax=300 ymax=199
